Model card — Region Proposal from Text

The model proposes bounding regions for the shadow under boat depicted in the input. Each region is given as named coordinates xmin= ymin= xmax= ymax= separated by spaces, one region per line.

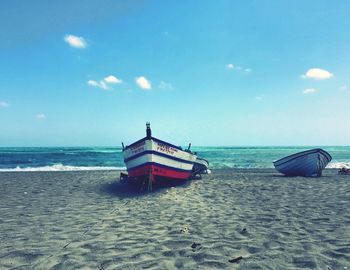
xmin=101 ymin=175 xmax=197 ymax=198
xmin=273 ymin=148 xmax=332 ymax=177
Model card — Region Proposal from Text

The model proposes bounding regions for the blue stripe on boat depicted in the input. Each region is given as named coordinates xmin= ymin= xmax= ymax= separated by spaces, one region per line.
xmin=124 ymin=150 xmax=194 ymax=164
xmin=127 ymin=162 xmax=192 ymax=173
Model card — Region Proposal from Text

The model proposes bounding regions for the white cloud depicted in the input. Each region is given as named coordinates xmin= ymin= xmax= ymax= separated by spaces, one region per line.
xmin=255 ymin=95 xmax=264 ymax=100
xmin=340 ymin=85 xmax=348 ymax=91
xmin=226 ymin=64 xmax=252 ymax=73
xmin=303 ymin=88 xmax=317 ymax=94
xmin=64 ymin=34 xmax=87 ymax=48
xmin=159 ymin=81 xmax=174 ymax=91
xmin=36 ymin=113 xmax=46 ymax=119
xmin=104 ymin=75 xmax=122 ymax=84
xmin=88 ymin=75 xmax=122 ymax=90
xmin=87 ymin=80 xmax=108 ymax=90
xmin=302 ymin=68 xmax=333 ymax=80
xmin=135 ymin=76 xmax=151 ymax=90
xmin=0 ymin=101 xmax=9 ymax=108
xmin=87 ymin=80 xmax=99 ymax=87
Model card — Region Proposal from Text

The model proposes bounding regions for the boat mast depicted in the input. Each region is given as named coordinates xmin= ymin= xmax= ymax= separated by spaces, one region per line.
xmin=146 ymin=122 xmax=152 ymax=139
xmin=187 ymin=143 xmax=191 ymax=151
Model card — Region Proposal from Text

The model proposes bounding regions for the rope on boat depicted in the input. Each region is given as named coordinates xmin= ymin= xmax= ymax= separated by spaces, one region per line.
xmin=32 ymin=200 xmax=130 ymax=269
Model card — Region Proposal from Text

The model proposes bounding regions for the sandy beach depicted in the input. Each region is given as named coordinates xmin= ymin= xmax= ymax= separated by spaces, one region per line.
xmin=0 ymin=169 xmax=349 ymax=269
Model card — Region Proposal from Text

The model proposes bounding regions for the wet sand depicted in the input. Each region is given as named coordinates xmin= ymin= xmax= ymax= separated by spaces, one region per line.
xmin=0 ymin=169 xmax=349 ymax=269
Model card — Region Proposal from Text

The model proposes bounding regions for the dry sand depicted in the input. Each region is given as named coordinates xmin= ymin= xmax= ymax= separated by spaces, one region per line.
xmin=0 ymin=169 xmax=349 ymax=269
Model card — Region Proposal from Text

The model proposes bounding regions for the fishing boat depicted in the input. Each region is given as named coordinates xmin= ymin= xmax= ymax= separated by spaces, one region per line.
xmin=122 ymin=123 xmax=197 ymax=188
xmin=273 ymin=148 xmax=332 ymax=177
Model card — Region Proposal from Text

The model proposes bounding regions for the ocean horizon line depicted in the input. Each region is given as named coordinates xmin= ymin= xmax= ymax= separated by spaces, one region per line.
xmin=0 ymin=145 xmax=348 ymax=148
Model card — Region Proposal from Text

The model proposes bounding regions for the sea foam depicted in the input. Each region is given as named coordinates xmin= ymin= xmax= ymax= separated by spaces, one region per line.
xmin=327 ymin=162 xmax=350 ymax=169
xmin=0 ymin=164 xmax=125 ymax=172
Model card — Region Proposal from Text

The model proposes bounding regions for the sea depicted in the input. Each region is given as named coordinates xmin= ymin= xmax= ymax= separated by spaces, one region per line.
xmin=0 ymin=146 xmax=349 ymax=171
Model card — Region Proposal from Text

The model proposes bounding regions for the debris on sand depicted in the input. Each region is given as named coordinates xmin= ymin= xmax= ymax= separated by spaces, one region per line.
xmin=180 ymin=225 xmax=189 ymax=234
xmin=229 ymin=256 xmax=243 ymax=263
xmin=191 ymin=242 xmax=202 ymax=252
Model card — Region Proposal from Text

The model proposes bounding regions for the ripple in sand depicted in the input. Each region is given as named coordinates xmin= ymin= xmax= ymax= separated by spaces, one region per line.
xmin=292 ymin=256 xmax=318 ymax=268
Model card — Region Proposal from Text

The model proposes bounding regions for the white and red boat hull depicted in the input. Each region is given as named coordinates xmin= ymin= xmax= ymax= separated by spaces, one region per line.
xmin=123 ymin=138 xmax=196 ymax=181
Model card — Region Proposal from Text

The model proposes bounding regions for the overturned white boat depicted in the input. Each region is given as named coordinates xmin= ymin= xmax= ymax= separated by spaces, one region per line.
xmin=273 ymin=148 xmax=332 ymax=177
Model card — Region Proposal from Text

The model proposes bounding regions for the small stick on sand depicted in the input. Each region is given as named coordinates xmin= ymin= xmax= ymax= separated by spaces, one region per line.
xmin=228 ymin=256 xmax=243 ymax=263
xmin=63 ymin=242 xmax=72 ymax=249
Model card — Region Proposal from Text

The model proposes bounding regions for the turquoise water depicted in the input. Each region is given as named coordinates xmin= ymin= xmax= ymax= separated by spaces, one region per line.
xmin=0 ymin=146 xmax=349 ymax=171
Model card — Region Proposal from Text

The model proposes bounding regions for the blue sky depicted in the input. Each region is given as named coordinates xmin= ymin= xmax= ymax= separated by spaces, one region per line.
xmin=0 ymin=0 xmax=349 ymax=146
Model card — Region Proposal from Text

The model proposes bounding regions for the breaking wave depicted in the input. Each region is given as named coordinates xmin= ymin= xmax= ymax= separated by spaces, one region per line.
xmin=0 ymin=164 xmax=125 ymax=172
xmin=327 ymin=162 xmax=350 ymax=169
